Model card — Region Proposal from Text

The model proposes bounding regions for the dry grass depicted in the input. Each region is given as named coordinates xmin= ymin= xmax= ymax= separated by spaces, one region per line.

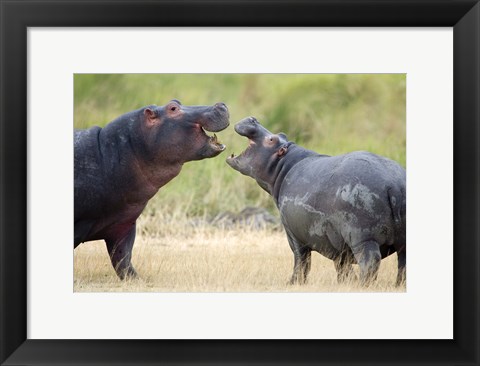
xmin=74 ymin=215 xmax=405 ymax=293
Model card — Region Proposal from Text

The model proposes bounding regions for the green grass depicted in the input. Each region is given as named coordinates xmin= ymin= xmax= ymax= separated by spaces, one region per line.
xmin=74 ymin=74 xmax=405 ymax=217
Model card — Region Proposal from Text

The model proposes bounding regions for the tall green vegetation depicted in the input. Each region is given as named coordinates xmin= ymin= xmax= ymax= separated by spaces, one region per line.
xmin=74 ymin=74 xmax=405 ymax=217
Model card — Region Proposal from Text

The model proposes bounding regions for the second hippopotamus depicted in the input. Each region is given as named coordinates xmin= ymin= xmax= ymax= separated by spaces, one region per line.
xmin=226 ymin=117 xmax=406 ymax=286
xmin=75 ymin=100 xmax=229 ymax=279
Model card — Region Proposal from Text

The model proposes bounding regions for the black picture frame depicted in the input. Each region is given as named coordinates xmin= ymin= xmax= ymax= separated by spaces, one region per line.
xmin=1 ymin=1 xmax=479 ymax=365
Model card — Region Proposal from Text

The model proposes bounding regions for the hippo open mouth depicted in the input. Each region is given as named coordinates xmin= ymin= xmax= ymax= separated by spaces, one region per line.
xmin=227 ymin=139 xmax=254 ymax=161
xmin=226 ymin=116 xmax=260 ymax=165
xmin=207 ymin=131 xmax=226 ymax=152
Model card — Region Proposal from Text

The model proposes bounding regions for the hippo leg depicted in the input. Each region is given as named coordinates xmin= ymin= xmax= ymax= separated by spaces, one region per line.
xmin=396 ymin=247 xmax=406 ymax=286
xmin=105 ymin=224 xmax=138 ymax=280
xmin=286 ymin=234 xmax=311 ymax=284
xmin=290 ymin=250 xmax=311 ymax=285
xmin=351 ymin=240 xmax=381 ymax=286
xmin=334 ymin=251 xmax=357 ymax=283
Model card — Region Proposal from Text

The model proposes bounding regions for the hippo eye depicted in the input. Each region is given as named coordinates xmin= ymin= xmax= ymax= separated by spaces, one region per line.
xmin=168 ymin=103 xmax=180 ymax=113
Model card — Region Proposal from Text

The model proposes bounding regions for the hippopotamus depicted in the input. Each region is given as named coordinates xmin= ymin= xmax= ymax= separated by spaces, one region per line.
xmin=226 ymin=117 xmax=406 ymax=286
xmin=74 ymin=100 xmax=229 ymax=279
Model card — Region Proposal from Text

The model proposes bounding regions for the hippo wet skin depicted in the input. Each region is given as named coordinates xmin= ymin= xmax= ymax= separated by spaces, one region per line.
xmin=74 ymin=100 xmax=229 ymax=279
xmin=226 ymin=117 xmax=406 ymax=286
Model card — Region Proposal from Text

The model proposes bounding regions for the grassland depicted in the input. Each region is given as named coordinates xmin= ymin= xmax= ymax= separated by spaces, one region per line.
xmin=74 ymin=74 xmax=406 ymax=292
xmin=74 ymin=214 xmax=404 ymax=293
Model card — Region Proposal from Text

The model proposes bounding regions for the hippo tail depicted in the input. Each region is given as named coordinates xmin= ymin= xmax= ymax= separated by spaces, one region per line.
xmin=387 ymin=186 xmax=406 ymax=240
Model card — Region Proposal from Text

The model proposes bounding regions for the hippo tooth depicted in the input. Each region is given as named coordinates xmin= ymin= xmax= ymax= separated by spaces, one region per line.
xmin=212 ymin=133 xmax=222 ymax=145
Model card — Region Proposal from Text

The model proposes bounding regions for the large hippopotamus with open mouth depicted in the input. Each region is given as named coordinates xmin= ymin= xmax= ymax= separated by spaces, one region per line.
xmin=226 ymin=117 xmax=406 ymax=286
xmin=74 ymin=100 xmax=229 ymax=279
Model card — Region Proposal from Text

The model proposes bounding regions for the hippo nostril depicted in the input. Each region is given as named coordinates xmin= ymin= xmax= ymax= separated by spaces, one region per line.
xmin=215 ymin=102 xmax=228 ymax=111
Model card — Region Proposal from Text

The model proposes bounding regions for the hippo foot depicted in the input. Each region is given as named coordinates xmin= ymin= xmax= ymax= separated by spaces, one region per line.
xmin=395 ymin=269 xmax=406 ymax=287
xmin=358 ymin=271 xmax=379 ymax=287
xmin=116 ymin=266 xmax=138 ymax=281
xmin=336 ymin=272 xmax=358 ymax=284
xmin=395 ymin=249 xmax=406 ymax=287
xmin=288 ymin=276 xmax=307 ymax=286
xmin=395 ymin=279 xmax=405 ymax=287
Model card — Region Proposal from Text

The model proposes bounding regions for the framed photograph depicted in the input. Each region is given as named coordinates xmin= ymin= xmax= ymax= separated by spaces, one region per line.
xmin=1 ymin=1 xmax=479 ymax=365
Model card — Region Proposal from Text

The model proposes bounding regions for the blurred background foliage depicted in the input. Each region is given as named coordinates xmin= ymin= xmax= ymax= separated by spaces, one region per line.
xmin=74 ymin=74 xmax=405 ymax=217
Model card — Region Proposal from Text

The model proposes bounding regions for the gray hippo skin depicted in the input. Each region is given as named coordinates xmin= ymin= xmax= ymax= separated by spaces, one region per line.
xmin=226 ymin=117 xmax=406 ymax=286
xmin=75 ymin=100 xmax=229 ymax=279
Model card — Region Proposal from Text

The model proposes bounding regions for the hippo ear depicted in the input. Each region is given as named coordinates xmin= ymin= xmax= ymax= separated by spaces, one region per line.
xmin=144 ymin=108 xmax=158 ymax=126
xmin=277 ymin=146 xmax=288 ymax=157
